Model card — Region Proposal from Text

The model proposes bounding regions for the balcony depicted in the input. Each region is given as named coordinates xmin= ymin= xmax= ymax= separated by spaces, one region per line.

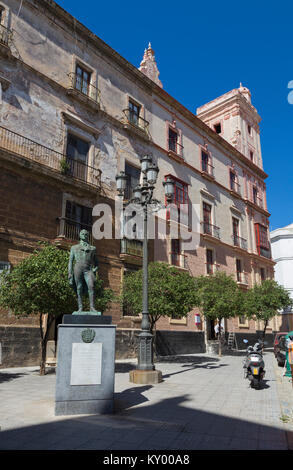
xmin=57 ymin=217 xmax=93 ymax=244
xmin=66 ymin=73 xmax=100 ymax=111
xmin=257 ymin=245 xmax=271 ymax=259
xmin=232 ymin=234 xmax=248 ymax=251
xmin=201 ymin=161 xmax=215 ymax=180
xmin=120 ymin=238 xmax=143 ymax=265
xmin=0 ymin=24 xmax=12 ymax=57
xmin=230 ymin=181 xmax=241 ymax=197
xmin=236 ymin=271 xmax=249 ymax=286
xmin=171 ymin=252 xmax=187 ymax=269
xmin=168 ymin=139 xmax=184 ymax=162
xmin=201 ymin=222 xmax=221 ymax=240
xmin=122 ymin=109 xmax=150 ymax=140
xmin=0 ymin=126 xmax=102 ymax=189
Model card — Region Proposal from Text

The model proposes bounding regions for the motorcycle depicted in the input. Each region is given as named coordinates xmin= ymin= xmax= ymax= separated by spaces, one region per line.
xmin=243 ymin=339 xmax=266 ymax=389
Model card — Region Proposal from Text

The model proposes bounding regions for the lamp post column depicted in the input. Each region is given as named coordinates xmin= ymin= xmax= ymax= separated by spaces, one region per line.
xmin=137 ymin=204 xmax=155 ymax=371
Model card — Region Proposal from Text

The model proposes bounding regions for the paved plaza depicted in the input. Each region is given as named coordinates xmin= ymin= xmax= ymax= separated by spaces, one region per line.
xmin=1 ymin=350 xmax=293 ymax=450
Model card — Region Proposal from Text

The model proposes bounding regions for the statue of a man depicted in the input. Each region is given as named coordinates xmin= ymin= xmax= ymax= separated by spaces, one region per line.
xmin=68 ymin=229 xmax=100 ymax=315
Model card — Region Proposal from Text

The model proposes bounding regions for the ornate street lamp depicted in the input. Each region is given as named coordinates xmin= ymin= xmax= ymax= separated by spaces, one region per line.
xmin=116 ymin=156 xmax=172 ymax=383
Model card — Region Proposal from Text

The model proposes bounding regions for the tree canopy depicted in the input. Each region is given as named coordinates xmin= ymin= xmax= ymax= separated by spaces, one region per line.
xmin=193 ymin=271 xmax=245 ymax=355
xmin=244 ymin=279 xmax=292 ymax=338
xmin=121 ymin=261 xmax=198 ymax=333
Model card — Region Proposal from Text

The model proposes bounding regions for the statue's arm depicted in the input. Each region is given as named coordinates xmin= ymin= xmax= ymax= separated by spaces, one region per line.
xmin=68 ymin=247 xmax=74 ymax=283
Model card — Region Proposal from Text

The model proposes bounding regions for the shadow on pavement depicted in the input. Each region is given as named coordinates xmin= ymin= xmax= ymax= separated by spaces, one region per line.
xmin=114 ymin=385 xmax=152 ymax=411
xmin=0 ymin=390 xmax=291 ymax=450
xmin=0 ymin=372 xmax=27 ymax=383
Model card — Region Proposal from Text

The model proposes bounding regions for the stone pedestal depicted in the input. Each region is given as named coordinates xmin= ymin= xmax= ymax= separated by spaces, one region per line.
xmin=55 ymin=316 xmax=116 ymax=416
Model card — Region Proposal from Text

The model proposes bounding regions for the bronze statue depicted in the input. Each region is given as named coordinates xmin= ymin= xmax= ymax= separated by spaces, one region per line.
xmin=68 ymin=229 xmax=101 ymax=315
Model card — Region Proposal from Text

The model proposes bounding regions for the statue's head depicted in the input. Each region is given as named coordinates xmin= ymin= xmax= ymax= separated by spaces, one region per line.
xmin=79 ymin=229 xmax=89 ymax=242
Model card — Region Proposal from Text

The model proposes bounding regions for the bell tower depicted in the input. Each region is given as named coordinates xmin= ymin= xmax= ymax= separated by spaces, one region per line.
xmin=197 ymin=84 xmax=263 ymax=169
xmin=138 ymin=43 xmax=163 ymax=88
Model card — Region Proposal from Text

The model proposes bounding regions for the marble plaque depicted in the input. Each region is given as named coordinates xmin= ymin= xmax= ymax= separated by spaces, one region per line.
xmin=70 ymin=342 xmax=102 ymax=386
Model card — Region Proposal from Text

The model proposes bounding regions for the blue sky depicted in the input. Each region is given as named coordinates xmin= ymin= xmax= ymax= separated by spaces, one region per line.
xmin=58 ymin=0 xmax=293 ymax=231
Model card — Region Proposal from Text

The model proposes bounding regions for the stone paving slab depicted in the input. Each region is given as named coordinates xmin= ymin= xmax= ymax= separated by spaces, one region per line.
xmin=1 ymin=351 xmax=293 ymax=450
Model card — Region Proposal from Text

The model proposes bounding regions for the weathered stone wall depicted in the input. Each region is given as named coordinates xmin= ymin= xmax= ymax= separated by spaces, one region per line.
xmin=0 ymin=326 xmax=41 ymax=368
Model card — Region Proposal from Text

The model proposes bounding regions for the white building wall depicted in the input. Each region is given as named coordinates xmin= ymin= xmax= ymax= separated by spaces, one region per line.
xmin=271 ymin=224 xmax=293 ymax=306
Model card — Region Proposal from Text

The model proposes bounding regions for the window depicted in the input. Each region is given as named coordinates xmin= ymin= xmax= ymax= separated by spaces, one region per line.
xmin=255 ymin=223 xmax=271 ymax=258
xmin=236 ymin=259 xmax=242 ymax=282
xmin=239 ymin=315 xmax=248 ymax=327
xmin=165 ymin=176 xmax=188 ymax=225
xmin=213 ymin=123 xmax=222 ymax=134
xmin=168 ymin=128 xmax=178 ymax=153
xmin=260 ymin=267 xmax=266 ymax=281
xmin=75 ymin=65 xmax=91 ymax=96
xmin=248 ymin=124 xmax=252 ymax=135
xmin=0 ymin=261 xmax=10 ymax=274
xmin=128 ymin=100 xmax=140 ymax=126
xmin=232 ymin=217 xmax=239 ymax=245
xmin=66 ymin=134 xmax=89 ymax=180
xmin=203 ymin=202 xmax=212 ymax=234
xmin=250 ymin=151 xmax=254 ymax=162
xmin=125 ymin=162 xmax=140 ymax=200
xmin=206 ymin=249 xmax=213 ymax=274
xmin=230 ymin=170 xmax=238 ymax=192
xmin=253 ymin=186 xmax=258 ymax=205
xmin=201 ymin=150 xmax=213 ymax=176
xmin=0 ymin=8 xmax=3 ymax=24
xmin=171 ymin=239 xmax=181 ymax=266
xmin=64 ymin=200 xmax=92 ymax=241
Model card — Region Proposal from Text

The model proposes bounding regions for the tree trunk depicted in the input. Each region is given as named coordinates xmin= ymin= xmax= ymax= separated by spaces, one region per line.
xmin=262 ymin=320 xmax=268 ymax=341
xmin=39 ymin=313 xmax=53 ymax=376
xmin=218 ymin=317 xmax=222 ymax=357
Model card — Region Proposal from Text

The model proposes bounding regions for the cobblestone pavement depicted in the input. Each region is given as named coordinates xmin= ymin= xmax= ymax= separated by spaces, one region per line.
xmin=1 ymin=350 xmax=293 ymax=450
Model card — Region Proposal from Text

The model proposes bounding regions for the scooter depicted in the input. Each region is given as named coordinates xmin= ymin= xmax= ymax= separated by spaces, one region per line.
xmin=243 ymin=339 xmax=266 ymax=389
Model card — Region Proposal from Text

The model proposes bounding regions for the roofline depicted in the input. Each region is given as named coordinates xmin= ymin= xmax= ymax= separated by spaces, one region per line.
xmin=26 ymin=0 xmax=268 ymax=180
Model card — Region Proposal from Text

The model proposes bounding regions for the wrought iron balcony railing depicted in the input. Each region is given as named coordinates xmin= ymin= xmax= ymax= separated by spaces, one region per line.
xmin=0 ymin=126 xmax=102 ymax=188
xmin=122 ymin=109 xmax=149 ymax=134
xmin=171 ymin=252 xmax=187 ymax=269
xmin=67 ymin=72 xmax=100 ymax=105
xmin=236 ymin=271 xmax=249 ymax=285
xmin=0 ymin=24 xmax=12 ymax=47
xmin=121 ymin=238 xmax=143 ymax=257
xmin=230 ymin=180 xmax=241 ymax=195
xmin=232 ymin=234 xmax=248 ymax=250
xmin=201 ymin=221 xmax=221 ymax=239
xmin=168 ymin=138 xmax=184 ymax=158
xmin=201 ymin=161 xmax=214 ymax=178
xmin=57 ymin=217 xmax=93 ymax=244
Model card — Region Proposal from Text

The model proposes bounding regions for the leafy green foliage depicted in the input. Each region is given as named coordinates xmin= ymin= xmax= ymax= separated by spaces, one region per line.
xmin=0 ymin=243 xmax=76 ymax=318
xmin=0 ymin=243 xmax=113 ymax=317
xmin=244 ymin=279 xmax=292 ymax=336
xmin=0 ymin=243 xmax=114 ymax=374
xmin=194 ymin=271 xmax=245 ymax=321
xmin=121 ymin=262 xmax=198 ymax=332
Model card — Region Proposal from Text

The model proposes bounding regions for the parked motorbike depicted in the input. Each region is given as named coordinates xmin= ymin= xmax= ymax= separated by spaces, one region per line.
xmin=243 ymin=339 xmax=266 ymax=389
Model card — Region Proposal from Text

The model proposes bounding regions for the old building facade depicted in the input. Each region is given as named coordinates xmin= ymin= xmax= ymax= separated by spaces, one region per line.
xmin=0 ymin=0 xmax=277 ymax=366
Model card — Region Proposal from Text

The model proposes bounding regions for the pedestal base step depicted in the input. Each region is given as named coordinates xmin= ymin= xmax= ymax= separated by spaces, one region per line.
xmin=55 ymin=399 xmax=113 ymax=416
xmin=129 ymin=369 xmax=162 ymax=384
